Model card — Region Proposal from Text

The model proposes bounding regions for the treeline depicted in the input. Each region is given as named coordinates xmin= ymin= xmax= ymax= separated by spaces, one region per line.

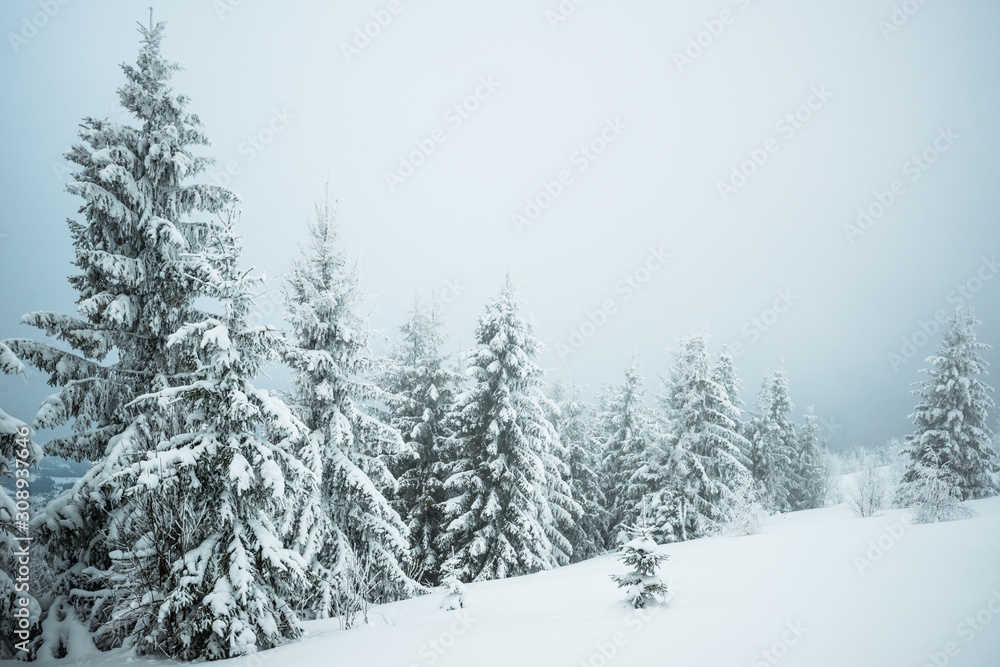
xmin=382 ymin=300 xmax=832 ymax=576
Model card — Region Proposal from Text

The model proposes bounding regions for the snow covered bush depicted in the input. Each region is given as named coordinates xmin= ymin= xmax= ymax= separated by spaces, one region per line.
xmin=328 ymin=553 xmax=376 ymax=630
xmin=610 ymin=523 xmax=669 ymax=609
xmin=724 ymin=472 xmax=767 ymax=536
xmin=847 ymin=453 xmax=889 ymax=518
xmin=903 ymin=463 xmax=977 ymax=524
xmin=438 ymin=574 xmax=468 ymax=611
xmin=821 ymin=448 xmax=845 ymax=506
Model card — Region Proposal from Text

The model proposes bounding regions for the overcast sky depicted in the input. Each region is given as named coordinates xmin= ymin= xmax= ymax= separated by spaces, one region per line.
xmin=2 ymin=0 xmax=1000 ymax=451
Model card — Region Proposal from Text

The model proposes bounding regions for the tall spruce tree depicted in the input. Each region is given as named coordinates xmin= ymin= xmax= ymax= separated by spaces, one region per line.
xmin=788 ymin=406 xmax=829 ymax=510
xmin=539 ymin=390 xmax=582 ymax=568
xmin=711 ymin=345 xmax=745 ymax=414
xmin=711 ymin=344 xmax=748 ymax=451
xmin=598 ymin=358 xmax=657 ymax=547
xmin=653 ymin=335 xmax=750 ymax=541
xmin=2 ymin=17 xmax=238 ymax=652
xmin=746 ymin=367 xmax=799 ymax=512
xmin=553 ymin=382 xmax=609 ymax=562
xmin=282 ymin=191 xmax=417 ymax=616
xmin=114 ymin=219 xmax=311 ymax=660
xmin=382 ymin=295 xmax=460 ymax=585
xmin=439 ymin=276 xmax=568 ymax=581
xmin=901 ymin=306 xmax=999 ymax=501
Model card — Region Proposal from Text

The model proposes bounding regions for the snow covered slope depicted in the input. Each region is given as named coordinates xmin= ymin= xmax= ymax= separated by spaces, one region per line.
xmin=14 ymin=498 xmax=1000 ymax=667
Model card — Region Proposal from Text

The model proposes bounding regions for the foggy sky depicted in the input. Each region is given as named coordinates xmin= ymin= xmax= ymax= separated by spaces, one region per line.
xmin=2 ymin=0 xmax=1000 ymax=452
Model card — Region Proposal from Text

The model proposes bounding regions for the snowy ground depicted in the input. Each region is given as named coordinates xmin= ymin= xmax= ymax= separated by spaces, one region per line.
xmin=11 ymin=498 xmax=1000 ymax=667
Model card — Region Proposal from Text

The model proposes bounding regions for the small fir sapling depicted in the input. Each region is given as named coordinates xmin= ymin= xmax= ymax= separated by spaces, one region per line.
xmin=610 ymin=500 xmax=669 ymax=608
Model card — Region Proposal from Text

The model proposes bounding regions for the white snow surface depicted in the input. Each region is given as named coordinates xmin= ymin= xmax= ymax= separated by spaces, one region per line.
xmin=9 ymin=498 xmax=1000 ymax=667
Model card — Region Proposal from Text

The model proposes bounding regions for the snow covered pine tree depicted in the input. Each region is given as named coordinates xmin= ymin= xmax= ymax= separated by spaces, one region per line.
xmin=901 ymin=305 xmax=999 ymax=503
xmin=652 ymin=334 xmax=751 ymax=541
xmin=746 ymin=368 xmax=800 ymax=513
xmin=116 ymin=212 xmax=312 ymax=660
xmin=2 ymin=16 xmax=241 ymax=656
xmin=553 ymin=382 xmax=609 ymax=562
xmin=788 ymin=406 xmax=830 ymax=511
xmin=707 ymin=346 xmax=767 ymax=534
xmin=439 ymin=275 xmax=575 ymax=581
xmin=438 ymin=572 xmax=469 ymax=611
xmin=283 ymin=189 xmax=417 ymax=619
xmin=382 ymin=295 xmax=461 ymax=585
xmin=598 ymin=358 xmax=657 ymax=547
xmin=611 ymin=507 xmax=669 ymax=609
xmin=710 ymin=345 xmax=745 ymax=422
xmin=538 ymin=390 xmax=583 ymax=568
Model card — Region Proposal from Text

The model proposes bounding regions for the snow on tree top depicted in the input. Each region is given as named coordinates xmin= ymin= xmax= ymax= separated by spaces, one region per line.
xmin=624 ymin=536 xmax=659 ymax=553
